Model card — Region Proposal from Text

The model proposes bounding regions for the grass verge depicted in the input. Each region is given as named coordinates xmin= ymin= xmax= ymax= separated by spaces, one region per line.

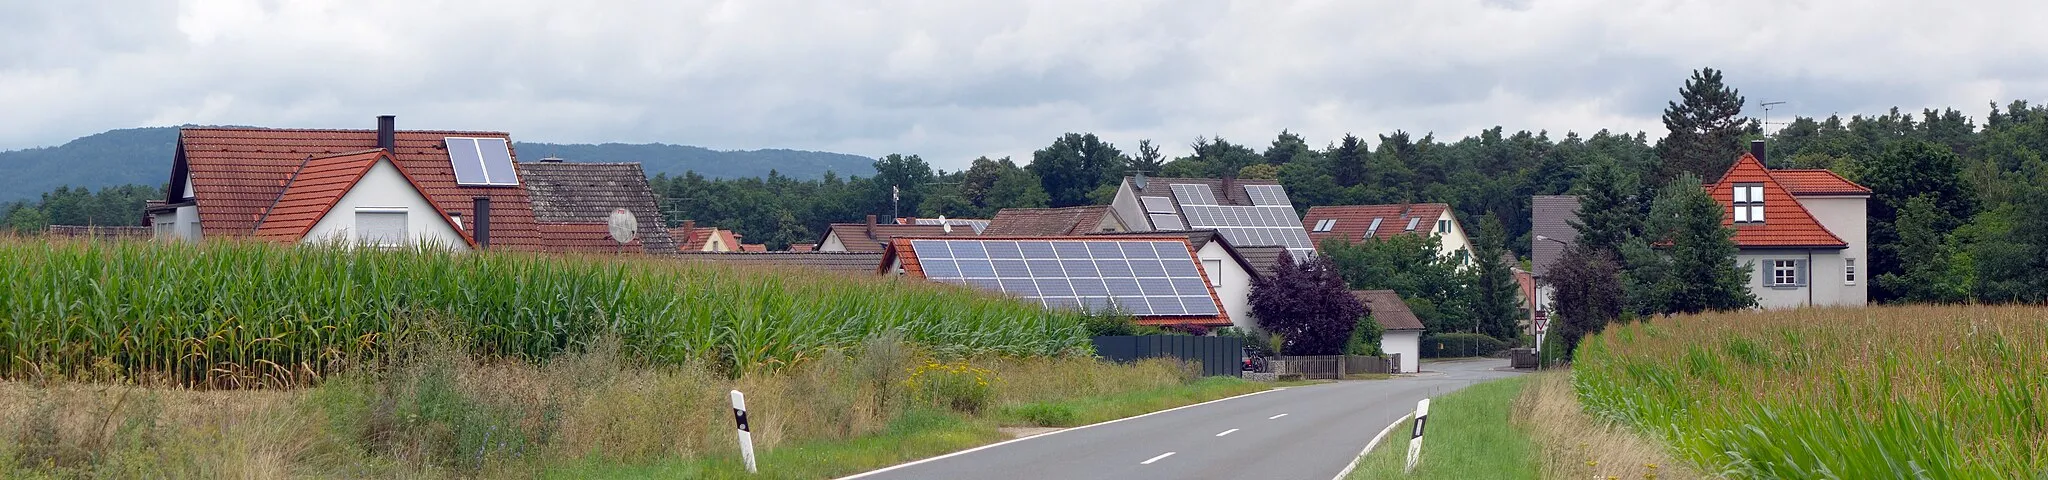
xmin=993 ymin=376 xmax=1278 ymax=428
xmin=1348 ymin=376 xmax=1538 ymax=479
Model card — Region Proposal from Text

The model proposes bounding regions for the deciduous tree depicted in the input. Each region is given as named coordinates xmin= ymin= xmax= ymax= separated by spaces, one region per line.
xmin=1250 ymin=251 xmax=1365 ymax=356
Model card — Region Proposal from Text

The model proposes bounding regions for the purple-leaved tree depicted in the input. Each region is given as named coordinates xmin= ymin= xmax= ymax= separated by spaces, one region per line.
xmin=1250 ymin=251 xmax=1365 ymax=355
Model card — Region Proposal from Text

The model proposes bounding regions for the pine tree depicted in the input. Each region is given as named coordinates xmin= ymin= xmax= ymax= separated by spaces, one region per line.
xmin=1656 ymin=67 xmax=1756 ymax=184
xmin=1642 ymin=173 xmax=1756 ymax=314
xmin=1568 ymin=160 xmax=1646 ymax=255
xmin=1467 ymin=214 xmax=1525 ymax=340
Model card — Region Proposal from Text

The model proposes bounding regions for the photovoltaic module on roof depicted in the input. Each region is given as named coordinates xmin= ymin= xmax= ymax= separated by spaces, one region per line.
xmin=1163 ymin=183 xmax=1315 ymax=257
xmin=446 ymin=137 xmax=519 ymax=186
xmin=910 ymin=239 xmax=1221 ymax=317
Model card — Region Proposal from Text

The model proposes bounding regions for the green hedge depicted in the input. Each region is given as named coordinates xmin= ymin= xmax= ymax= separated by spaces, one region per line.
xmin=1421 ymin=333 xmax=1508 ymax=358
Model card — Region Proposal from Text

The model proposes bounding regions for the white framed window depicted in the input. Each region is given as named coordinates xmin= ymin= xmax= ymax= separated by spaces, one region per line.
xmin=1770 ymin=259 xmax=1805 ymax=287
xmin=1437 ymin=219 xmax=1451 ymax=233
xmin=1733 ymin=184 xmax=1765 ymax=224
xmin=1202 ymin=259 xmax=1223 ymax=287
xmin=1312 ymin=219 xmax=1335 ymax=233
xmin=1845 ymin=258 xmax=1857 ymax=285
xmin=356 ymin=207 xmax=409 ymax=246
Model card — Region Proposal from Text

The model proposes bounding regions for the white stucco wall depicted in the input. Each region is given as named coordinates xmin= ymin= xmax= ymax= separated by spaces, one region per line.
xmin=1739 ymin=248 xmax=1855 ymax=309
xmin=1382 ymin=330 xmax=1421 ymax=373
xmin=1109 ymin=179 xmax=1152 ymax=231
xmin=818 ymin=232 xmax=848 ymax=252
xmin=1435 ymin=211 xmax=1474 ymax=267
xmin=302 ymin=160 xmax=469 ymax=251
xmin=1797 ymin=195 xmax=1868 ymax=306
xmin=1195 ymin=242 xmax=1255 ymax=331
xmin=152 ymin=205 xmax=202 ymax=242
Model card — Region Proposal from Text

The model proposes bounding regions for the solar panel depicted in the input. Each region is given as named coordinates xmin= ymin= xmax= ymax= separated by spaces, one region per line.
xmin=1141 ymin=196 xmax=1177 ymax=214
xmin=911 ymin=239 xmax=1221 ymax=317
xmin=1244 ymin=185 xmax=1290 ymax=206
xmin=1168 ymin=184 xmax=1218 ymax=206
xmin=446 ymin=137 xmax=519 ymax=186
xmin=1149 ymin=213 xmax=1186 ymax=230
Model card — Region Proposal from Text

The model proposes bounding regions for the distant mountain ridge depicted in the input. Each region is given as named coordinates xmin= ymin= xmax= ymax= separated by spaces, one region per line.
xmin=0 ymin=127 xmax=876 ymax=203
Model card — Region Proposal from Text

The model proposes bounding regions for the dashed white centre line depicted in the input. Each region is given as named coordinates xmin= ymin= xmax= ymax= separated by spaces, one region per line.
xmin=1141 ymin=452 xmax=1176 ymax=465
xmin=1215 ymin=428 xmax=1239 ymax=437
xmin=1268 ymin=413 xmax=1289 ymax=420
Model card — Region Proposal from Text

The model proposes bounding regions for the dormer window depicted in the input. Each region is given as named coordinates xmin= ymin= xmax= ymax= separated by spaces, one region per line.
xmin=1733 ymin=183 xmax=1765 ymax=225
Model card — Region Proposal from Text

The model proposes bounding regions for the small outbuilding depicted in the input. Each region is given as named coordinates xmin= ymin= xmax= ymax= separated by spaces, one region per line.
xmin=1353 ymin=289 xmax=1425 ymax=373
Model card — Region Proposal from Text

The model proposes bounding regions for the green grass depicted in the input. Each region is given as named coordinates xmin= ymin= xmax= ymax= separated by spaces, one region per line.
xmin=1348 ymin=376 xmax=1538 ymax=480
xmin=544 ymin=409 xmax=1005 ymax=480
xmin=1573 ymin=306 xmax=2048 ymax=478
xmin=0 ymin=238 xmax=1093 ymax=385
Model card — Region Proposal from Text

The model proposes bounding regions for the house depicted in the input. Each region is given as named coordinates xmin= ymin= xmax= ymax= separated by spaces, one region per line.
xmin=1105 ymin=175 xmax=1315 ymax=258
xmin=984 ymin=205 xmax=1129 ymax=236
xmin=738 ymin=244 xmax=768 ymax=252
xmin=671 ymin=221 xmax=742 ymax=252
xmin=879 ymin=236 xmax=1231 ymax=328
xmin=146 ymin=116 xmax=670 ymax=254
xmin=1302 ymin=203 xmax=1474 ymax=265
xmin=816 ymin=214 xmax=978 ymax=253
xmin=518 ymin=159 xmax=677 ymax=254
xmin=1085 ymin=230 xmax=1275 ymax=331
xmin=677 ymin=251 xmax=884 ymax=274
xmin=897 ymin=216 xmax=993 ymax=234
xmin=1528 ymin=195 xmax=1582 ymax=326
xmin=1352 ymin=290 xmax=1424 ymax=374
xmin=1710 ymin=141 xmax=1869 ymax=308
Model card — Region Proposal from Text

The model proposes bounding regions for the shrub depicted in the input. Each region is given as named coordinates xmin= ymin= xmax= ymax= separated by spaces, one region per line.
xmin=1002 ymin=402 xmax=1078 ymax=427
xmin=906 ymin=361 xmax=995 ymax=414
xmin=1422 ymin=333 xmax=1508 ymax=358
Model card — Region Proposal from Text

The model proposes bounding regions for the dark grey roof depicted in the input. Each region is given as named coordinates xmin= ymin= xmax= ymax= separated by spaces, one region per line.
xmin=1353 ymin=290 xmax=1425 ymax=331
xmin=1233 ymin=246 xmax=1289 ymax=279
xmin=674 ymin=252 xmax=885 ymax=275
xmin=985 ymin=206 xmax=1117 ymax=236
xmin=517 ymin=162 xmax=677 ymax=254
xmin=1530 ymin=195 xmax=1581 ymax=278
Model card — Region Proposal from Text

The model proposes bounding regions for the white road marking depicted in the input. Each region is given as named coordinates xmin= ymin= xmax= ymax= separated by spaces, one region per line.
xmin=1215 ymin=428 xmax=1239 ymax=437
xmin=1141 ymin=452 xmax=1176 ymax=465
xmin=1269 ymin=413 xmax=1288 ymax=420
xmin=1332 ymin=413 xmax=1413 ymax=480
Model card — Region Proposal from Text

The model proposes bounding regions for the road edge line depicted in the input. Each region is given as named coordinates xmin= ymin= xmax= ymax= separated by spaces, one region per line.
xmin=1330 ymin=412 xmax=1411 ymax=480
xmin=835 ymin=386 xmax=1291 ymax=479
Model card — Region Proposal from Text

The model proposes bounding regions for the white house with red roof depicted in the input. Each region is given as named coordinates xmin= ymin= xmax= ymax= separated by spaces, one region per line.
xmin=1302 ymin=203 xmax=1474 ymax=266
xmin=1712 ymin=141 xmax=1869 ymax=308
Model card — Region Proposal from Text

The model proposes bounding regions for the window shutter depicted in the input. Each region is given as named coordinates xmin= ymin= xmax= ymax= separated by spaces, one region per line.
xmin=1798 ymin=261 xmax=1809 ymax=287
xmin=357 ymin=210 xmax=409 ymax=245
xmin=1761 ymin=262 xmax=1772 ymax=286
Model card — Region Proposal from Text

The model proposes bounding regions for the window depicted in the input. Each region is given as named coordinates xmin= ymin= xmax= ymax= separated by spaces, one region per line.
xmin=356 ymin=207 xmax=409 ymax=246
xmin=1845 ymin=258 xmax=1857 ymax=285
xmin=1364 ymin=218 xmax=1383 ymax=238
xmin=1312 ymin=219 xmax=1335 ymax=233
xmin=1437 ymin=219 xmax=1451 ymax=233
xmin=1202 ymin=259 xmax=1223 ymax=287
xmin=1733 ymin=183 xmax=1765 ymax=224
xmin=1770 ymin=259 xmax=1805 ymax=287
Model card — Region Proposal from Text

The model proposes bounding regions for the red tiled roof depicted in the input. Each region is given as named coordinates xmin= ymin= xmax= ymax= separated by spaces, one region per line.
xmin=1771 ymin=169 xmax=1872 ymax=196
xmin=174 ymin=127 xmax=543 ymax=250
xmin=1302 ymin=203 xmax=1451 ymax=247
xmin=823 ymin=223 xmax=978 ymax=253
xmin=788 ymin=243 xmax=816 ymax=252
xmin=1709 ymin=154 xmax=1849 ymax=248
xmin=672 ymin=223 xmax=741 ymax=252
xmin=880 ymin=236 xmax=1230 ymax=326
xmin=536 ymin=222 xmax=644 ymax=253
xmin=739 ymin=244 xmax=767 ymax=252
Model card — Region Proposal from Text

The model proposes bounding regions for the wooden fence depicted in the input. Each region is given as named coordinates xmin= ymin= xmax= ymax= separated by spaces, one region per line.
xmin=1268 ymin=354 xmax=1395 ymax=379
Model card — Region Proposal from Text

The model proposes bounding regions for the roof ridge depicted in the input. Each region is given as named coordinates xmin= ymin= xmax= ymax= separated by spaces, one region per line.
xmin=181 ymin=126 xmax=511 ymax=136
xmin=253 ymin=154 xmax=322 ymax=234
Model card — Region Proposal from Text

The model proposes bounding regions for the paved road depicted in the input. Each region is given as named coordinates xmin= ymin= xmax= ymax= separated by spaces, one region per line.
xmin=846 ymin=359 xmax=1521 ymax=480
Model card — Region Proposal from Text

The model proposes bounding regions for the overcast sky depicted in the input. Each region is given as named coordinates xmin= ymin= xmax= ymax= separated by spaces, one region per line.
xmin=6 ymin=0 xmax=2047 ymax=170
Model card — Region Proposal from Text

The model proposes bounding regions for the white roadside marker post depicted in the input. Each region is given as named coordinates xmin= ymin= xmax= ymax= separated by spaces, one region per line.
xmin=1404 ymin=398 xmax=1430 ymax=474
xmin=732 ymin=390 xmax=758 ymax=473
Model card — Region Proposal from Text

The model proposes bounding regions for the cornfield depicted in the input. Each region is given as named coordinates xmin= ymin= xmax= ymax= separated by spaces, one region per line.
xmin=1573 ymin=306 xmax=2048 ymax=478
xmin=0 ymin=238 xmax=1091 ymax=388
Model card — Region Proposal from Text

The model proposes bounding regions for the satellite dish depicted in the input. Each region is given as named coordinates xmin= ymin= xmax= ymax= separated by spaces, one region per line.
xmin=608 ymin=208 xmax=638 ymax=244
xmin=938 ymin=215 xmax=952 ymax=233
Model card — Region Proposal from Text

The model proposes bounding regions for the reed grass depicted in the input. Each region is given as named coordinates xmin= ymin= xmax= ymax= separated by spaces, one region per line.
xmin=1573 ymin=305 xmax=2048 ymax=478
xmin=0 ymin=237 xmax=1092 ymax=387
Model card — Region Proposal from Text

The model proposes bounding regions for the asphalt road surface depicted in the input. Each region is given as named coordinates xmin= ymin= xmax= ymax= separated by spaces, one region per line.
xmin=845 ymin=358 xmax=1521 ymax=480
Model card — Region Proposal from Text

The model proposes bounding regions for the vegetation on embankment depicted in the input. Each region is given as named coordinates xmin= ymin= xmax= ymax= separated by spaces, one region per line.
xmin=1575 ymin=305 xmax=2048 ymax=478
xmin=0 ymin=333 xmax=1268 ymax=479
xmin=0 ymin=238 xmax=1091 ymax=386
xmin=1348 ymin=373 xmax=1698 ymax=480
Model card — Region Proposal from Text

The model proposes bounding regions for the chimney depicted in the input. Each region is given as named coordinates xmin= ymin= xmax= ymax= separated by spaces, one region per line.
xmin=1221 ymin=176 xmax=1235 ymax=198
xmin=865 ymin=214 xmax=878 ymax=239
xmin=1750 ymin=140 xmax=1766 ymax=164
xmin=471 ymin=196 xmax=492 ymax=249
xmin=539 ymin=157 xmax=565 ymax=163
xmin=681 ymin=220 xmax=695 ymax=235
xmin=376 ymin=115 xmax=396 ymax=152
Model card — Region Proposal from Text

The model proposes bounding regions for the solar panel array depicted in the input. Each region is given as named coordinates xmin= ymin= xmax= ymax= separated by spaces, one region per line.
xmin=1164 ymin=183 xmax=1315 ymax=256
xmin=1140 ymin=196 xmax=1176 ymax=213
xmin=912 ymin=239 xmax=1221 ymax=317
xmin=1243 ymin=185 xmax=1291 ymax=206
xmin=446 ymin=137 xmax=519 ymax=186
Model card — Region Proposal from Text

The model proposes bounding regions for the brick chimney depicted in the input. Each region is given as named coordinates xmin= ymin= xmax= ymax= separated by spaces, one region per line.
xmin=865 ymin=214 xmax=878 ymax=240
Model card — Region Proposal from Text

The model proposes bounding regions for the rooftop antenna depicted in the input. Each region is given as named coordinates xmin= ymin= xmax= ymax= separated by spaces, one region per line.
xmin=1760 ymin=101 xmax=1787 ymax=137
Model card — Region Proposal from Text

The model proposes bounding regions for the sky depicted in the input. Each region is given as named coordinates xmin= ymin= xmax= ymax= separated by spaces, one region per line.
xmin=6 ymin=0 xmax=2048 ymax=171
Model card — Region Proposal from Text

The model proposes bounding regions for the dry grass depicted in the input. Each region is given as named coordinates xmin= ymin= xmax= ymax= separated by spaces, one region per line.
xmin=1513 ymin=372 xmax=1701 ymax=480
xmin=1575 ymin=305 xmax=2048 ymax=477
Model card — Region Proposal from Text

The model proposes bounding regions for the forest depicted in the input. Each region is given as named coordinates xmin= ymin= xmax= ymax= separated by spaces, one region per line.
xmin=7 ymin=68 xmax=2046 ymax=306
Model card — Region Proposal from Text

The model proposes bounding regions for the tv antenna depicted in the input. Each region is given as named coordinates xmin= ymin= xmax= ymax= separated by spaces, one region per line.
xmin=1760 ymin=101 xmax=1787 ymax=136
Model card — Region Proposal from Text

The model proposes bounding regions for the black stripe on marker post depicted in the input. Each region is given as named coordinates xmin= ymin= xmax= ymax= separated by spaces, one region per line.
xmin=735 ymin=408 xmax=750 ymax=432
